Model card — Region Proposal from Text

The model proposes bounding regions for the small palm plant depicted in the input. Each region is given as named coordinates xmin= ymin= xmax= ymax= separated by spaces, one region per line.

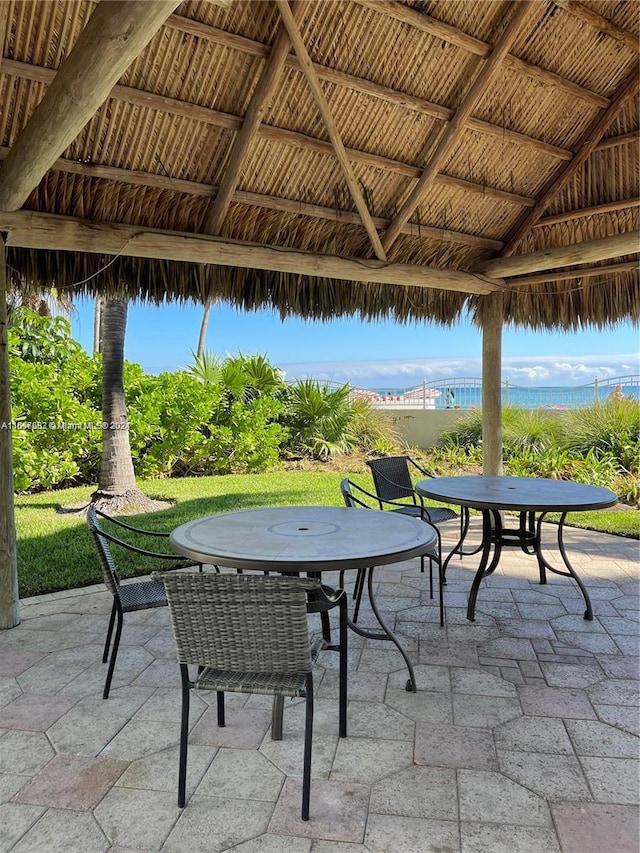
xmin=187 ymin=350 xmax=223 ymax=386
xmin=284 ymin=380 xmax=357 ymax=459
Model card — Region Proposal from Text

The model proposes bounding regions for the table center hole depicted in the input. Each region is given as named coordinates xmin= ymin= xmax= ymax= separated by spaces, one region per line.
xmin=298 ymin=526 xmax=309 ymax=531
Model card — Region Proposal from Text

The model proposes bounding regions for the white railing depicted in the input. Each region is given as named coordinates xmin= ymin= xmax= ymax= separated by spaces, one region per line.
xmin=363 ymin=375 xmax=640 ymax=410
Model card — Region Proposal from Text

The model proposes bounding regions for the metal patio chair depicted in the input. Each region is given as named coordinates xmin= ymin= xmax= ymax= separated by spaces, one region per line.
xmin=87 ymin=506 xmax=203 ymax=699
xmin=341 ymin=478 xmax=444 ymax=626
xmin=153 ymin=570 xmax=347 ymax=821
xmin=366 ymin=455 xmax=462 ymax=573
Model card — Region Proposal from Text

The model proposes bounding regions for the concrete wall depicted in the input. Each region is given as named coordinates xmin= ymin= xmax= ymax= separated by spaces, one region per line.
xmin=382 ymin=407 xmax=469 ymax=448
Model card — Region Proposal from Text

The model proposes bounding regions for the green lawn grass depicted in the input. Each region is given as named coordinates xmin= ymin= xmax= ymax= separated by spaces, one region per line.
xmin=15 ymin=470 xmax=639 ymax=598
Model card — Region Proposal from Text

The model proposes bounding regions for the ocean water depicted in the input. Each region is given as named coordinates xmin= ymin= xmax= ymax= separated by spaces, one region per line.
xmin=367 ymin=379 xmax=640 ymax=410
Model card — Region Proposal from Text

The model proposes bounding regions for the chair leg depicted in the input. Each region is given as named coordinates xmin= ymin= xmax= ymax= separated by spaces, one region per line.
xmin=352 ymin=568 xmax=366 ymax=623
xmin=216 ymin=691 xmax=225 ymax=727
xmin=178 ymin=664 xmax=190 ymax=808
xmin=102 ymin=600 xmax=117 ymax=663
xmin=420 ymin=554 xmax=425 ymax=574
xmin=103 ymin=603 xmax=123 ymax=699
xmin=428 ymin=557 xmax=434 ymax=599
xmin=271 ymin=695 xmax=284 ymax=741
xmin=301 ymin=672 xmax=314 ymax=821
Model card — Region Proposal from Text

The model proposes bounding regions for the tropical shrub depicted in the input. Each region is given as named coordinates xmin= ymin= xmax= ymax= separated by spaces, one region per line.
xmin=9 ymin=313 xmax=103 ymax=491
xmin=283 ymin=380 xmax=358 ymax=459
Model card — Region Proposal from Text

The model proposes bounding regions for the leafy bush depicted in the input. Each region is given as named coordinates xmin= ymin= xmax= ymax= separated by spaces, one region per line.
xmin=561 ymin=399 xmax=640 ymax=474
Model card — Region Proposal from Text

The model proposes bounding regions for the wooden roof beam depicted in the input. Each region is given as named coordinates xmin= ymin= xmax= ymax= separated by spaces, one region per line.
xmin=0 ymin=146 xmax=503 ymax=250
xmin=164 ymin=14 xmax=576 ymax=161
xmin=478 ymin=230 xmax=640 ymax=278
xmin=500 ymin=69 xmax=640 ymax=255
xmin=535 ymin=198 xmax=640 ymax=227
xmin=506 ymin=259 xmax=640 ymax=287
xmin=0 ymin=58 xmax=540 ymax=209
xmin=275 ymin=0 xmax=386 ymax=261
xmin=0 ymin=0 xmax=180 ymax=211
xmin=381 ymin=2 xmax=536 ymax=254
xmin=203 ymin=5 xmax=299 ymax=235
xmin=553 ymin=1 xmax=640 ymax=53
xmin=0 ymin=209 xmax=504 ymax=295
xmin=595 ymin=131 xmax=639 ymax=151
xmin=353 ymin=0 xmax=610 ymax=108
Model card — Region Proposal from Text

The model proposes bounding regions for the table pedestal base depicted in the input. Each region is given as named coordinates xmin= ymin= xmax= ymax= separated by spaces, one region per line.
xmin=443 ymin=509 xmax=593 ymax=623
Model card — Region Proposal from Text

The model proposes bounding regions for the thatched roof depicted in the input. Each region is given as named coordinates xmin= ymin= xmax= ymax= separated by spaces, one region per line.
xmin=0 ymin=0 xmax=638 ymax=328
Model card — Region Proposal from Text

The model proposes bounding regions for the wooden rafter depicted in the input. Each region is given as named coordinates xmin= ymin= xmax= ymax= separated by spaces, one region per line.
xmin=0 ymin=1 xmax=180 ymax=211
xmin=381 ymin=2 xmax=536 ymax=254
xmin=0 ymin=58 xmax=539 ymax=210
xmin=478 ymin=230 xmax=640 ymax=278
xmin=0 ymin=209 xmax=504 ymax=295
xmin=500 ymin=69 xmax=640 ymax=256
xmin=595 ymin=132 xmax=639 ymax=151
xmin=202 ymin=5 xmax=299 ymax=235
xmin=554 ymin=1 xmax=640 ymax=53
xmin=506 ymin=260 xmax=639 ymax=287
xmin=163 ymin=15 xmax=574 ymax=162
xmin=275 ymin=0 xmax=386 ymax=261
xmin=0 ymin=147 xmax=503 ymax=250
xmin=353 ymin=0 xmax=610 ymax=108
xmin=536 ymin=198 xmax=640 ymax=227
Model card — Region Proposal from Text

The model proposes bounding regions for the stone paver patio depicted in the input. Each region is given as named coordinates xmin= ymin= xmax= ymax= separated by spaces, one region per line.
xmin=0 ymin=519 xmax=638 ymax=852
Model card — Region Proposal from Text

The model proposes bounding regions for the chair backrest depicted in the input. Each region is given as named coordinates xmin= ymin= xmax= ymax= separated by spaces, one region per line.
xmin=87 ymin=506 xmax=120 ymax=597
xmin=154 ymin=572 xmax=320 ymax=673
xmin=366 ymin=456 xmax=416 ymax=504
xmin=340 ymin=478 xmax=370 ymax=510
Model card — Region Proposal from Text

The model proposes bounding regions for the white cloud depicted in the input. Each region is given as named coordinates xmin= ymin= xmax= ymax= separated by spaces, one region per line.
xmin=279 ymin=352 xmax=639 ymax=389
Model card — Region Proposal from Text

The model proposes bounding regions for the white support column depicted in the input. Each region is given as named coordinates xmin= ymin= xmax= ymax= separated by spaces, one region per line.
xmin=0 ymin=235 xmax=19 ymax=628
xmin=482 ymin=291 xmax=503 ymax=476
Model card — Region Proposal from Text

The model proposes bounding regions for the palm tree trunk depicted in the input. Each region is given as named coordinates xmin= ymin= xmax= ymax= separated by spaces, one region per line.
xmin=93 ymin=296 xmax=104 ymax=354
xmin=197 ymin=298 xmax=212 ymax=360
xmin=92 ymin=297 xmax=156 ymax=512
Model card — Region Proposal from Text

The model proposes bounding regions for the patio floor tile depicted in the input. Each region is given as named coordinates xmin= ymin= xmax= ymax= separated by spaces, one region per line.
xmin=564 ymin=719 xmax=640 ymax=757
xmin=330 ymin=737 xmax=414 ymax=783
xmin=579 ymin=757 xmax=640 ymax=804
xmin=268 ymin=779 xmax=369 ymax=843
xmin=12 ymin=754 xmax=128 ymax=811
xmin=551 ymin=802 xmax=640 ymax=853
xmin=0 ymin=693 xmax=77 ymax=732
xmin=517 ymin=685 xmax=597 ymax=719
xmin=0 ymin=803 xmax=46 ymax=852
xmin=197 ymin=747 xmax=284 ymax=801
xmin=364 ymin=814 xmax=459 ymax=853
xmin=414 ymin=722 xmax=497 ymax=770
xmin=460 ymin=822 xmax=561 ymax=853
xmin=10 ymin=810 xmax=109 ymax=853
xmin=369 ymin=766 xmax=458 ymax=820
xmin=497 ymin=750 xmax=591 ymax=799
xmin=93 ymin=786 xmax=180 ymax=850
xmin=0 ymin=731 xmax=55 ymax=776
xmin=0 ymin=651 xmax=47 ymax=677
xmin=457 ymin=769 xmax=552 ymax=826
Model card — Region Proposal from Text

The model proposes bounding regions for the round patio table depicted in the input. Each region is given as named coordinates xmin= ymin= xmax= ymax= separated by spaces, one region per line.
xmin=416 ymin=476 xmax=617 ymax=622
xmin=170 ymin=505 xmax=438 ymax=692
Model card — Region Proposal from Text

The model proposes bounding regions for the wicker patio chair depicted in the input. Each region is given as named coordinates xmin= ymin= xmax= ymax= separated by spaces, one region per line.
xmin=341 ymin=478 xmax=444 ymax=626
xmin=152 ymin=571 xmax=347 ymax=821
xmin=87 ymin=506 xmax=203 ymax=699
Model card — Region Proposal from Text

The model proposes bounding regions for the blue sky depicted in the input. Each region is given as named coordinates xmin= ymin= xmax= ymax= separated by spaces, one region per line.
xmin=71 ymin=297 xmax=639 ymax=390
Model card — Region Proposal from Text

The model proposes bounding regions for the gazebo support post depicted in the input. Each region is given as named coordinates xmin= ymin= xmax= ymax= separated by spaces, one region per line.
xmin=0 ymin=234 xmax=19 ymax=628
xmin=482 ymin=291 xmax=503 ymax=477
